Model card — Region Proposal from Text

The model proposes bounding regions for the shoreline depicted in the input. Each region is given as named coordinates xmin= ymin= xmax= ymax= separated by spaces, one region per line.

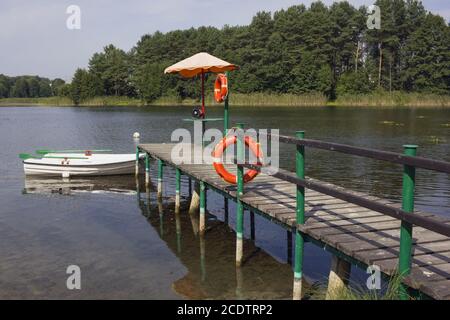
xmin=1 ymin=92 xmax=449 ymax=108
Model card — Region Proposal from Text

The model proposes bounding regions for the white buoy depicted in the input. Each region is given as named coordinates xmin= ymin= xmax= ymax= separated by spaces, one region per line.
xmin=133 ymin=132 xmax=140 ymax=139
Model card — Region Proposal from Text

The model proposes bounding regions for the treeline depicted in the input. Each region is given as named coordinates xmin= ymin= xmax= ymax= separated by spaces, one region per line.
xmin=0 ymin=74 xmax=67 ymax=98
xmin=65 ymin=0 xmax=449 ymax=104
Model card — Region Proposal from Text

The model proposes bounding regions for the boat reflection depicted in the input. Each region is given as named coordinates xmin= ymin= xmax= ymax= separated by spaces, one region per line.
xmin=22 ymin=175 xmax=148 ymax=195
xmin=138 ymin=197 xmax=296 ymax=300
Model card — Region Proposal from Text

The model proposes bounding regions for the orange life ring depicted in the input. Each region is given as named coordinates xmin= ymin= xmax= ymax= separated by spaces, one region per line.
xmin=214 ymin=74 xmax=228 ymax=103
xmin=212 ymin=135 xmax=263 ymax=184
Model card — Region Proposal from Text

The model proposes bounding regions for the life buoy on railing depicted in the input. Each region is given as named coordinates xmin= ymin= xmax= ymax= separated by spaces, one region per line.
xmin=212 ymin=135 xmax=263 ymax=184
xmin=214 ymin=73 xmax=228 ymax=103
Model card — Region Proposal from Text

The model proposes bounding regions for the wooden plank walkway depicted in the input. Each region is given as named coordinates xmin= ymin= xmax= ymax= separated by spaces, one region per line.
xmin=139 ymin=143 xmax=450 ymax=300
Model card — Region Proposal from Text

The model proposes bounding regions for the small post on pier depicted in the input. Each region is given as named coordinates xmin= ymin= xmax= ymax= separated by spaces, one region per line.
xmin=293 ymin=131 xmax=305 ymax=300
xmin=157 ymin=159 xmax=163 ymax=200
xmin=236 ymin=123 xmax=245 ymax=267
xmin=199 ymin=181 xmax=206 ymax=235
xmin=175 ymin=168 xmax=181 ymax=213
xmin=145 ymin=153 xmax=150 ymax=187
xmin=135 ymin=146 xmax=140 ymax=177
xmin=398 ymin=144 xmax=417 ymax=300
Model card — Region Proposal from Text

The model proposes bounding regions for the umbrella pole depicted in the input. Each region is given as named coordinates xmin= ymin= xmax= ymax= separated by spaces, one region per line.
xmin=201 ymin=70 xmax=205 ymax=118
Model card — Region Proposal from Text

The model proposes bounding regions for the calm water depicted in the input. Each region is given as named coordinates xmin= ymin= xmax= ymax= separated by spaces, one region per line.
xmin=0 ymin=106 xmax=449 ymax=299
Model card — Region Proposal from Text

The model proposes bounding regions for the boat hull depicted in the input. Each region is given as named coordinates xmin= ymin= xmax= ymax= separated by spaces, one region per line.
xmin=23 ymin=153 xmax=141 ymax=177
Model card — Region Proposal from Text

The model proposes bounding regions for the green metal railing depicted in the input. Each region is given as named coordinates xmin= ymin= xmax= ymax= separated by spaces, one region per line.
xmin=236 ymin=131 xmax=450 ymax=299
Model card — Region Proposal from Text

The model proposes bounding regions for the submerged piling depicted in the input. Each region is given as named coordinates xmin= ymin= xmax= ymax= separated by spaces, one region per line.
xmin=145 ymin=153 xmax=150 ymax=187
xmin=157 ymin=159 xmax=163 ymax=200
xmin=199 ymin=181 xmax=206 ymax=235
xmin=175 ymin=168 xmax=181 ymax=213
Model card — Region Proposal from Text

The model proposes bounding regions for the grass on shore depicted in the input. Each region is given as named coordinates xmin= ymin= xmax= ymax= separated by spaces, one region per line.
xmin=0 ymin=96 xmax=73 ymax=106
xmin=151 ymin=92 xmax=327 ymax=107
xmin=331 ymin=91 xmax=450 ymax=107
xmin=308 ymin=272 xmax=410 ymax=300
xmin=1 ymin=92 xmax=449 ymax=107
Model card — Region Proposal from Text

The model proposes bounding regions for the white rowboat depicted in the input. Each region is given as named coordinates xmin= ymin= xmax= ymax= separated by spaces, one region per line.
xmin=22 ymin=153 xmax=141 ymax=177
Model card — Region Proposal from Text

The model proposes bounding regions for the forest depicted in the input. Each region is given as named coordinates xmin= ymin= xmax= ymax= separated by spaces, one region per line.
xmin=1 ymin=0 xmax=449 ymax=105
xmin=0 ymin=75 xmax=66 ymax=99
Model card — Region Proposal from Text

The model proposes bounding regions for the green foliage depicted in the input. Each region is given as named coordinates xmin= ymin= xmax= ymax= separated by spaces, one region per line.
xmin=51 ymin=78 xmax=66 ymax=96
xmin=337 ymin=71 xmax=373 ymax=95
xmin=89 ymin=44 xmax=133 ymax=96
xmin=10 ymin=77 xmax=29 ymax=97
xmin=70 ymin=68 xmax=104 ymax=105
xmin=0 ymin=74 xmax=60 ymax=98
xmin=112 ymin=0 xmax=447 ymax=102
xmin=133 ymin=62 xmax=164 ymax=103
xmin=401 ymin=13 xmax=450 ymax=93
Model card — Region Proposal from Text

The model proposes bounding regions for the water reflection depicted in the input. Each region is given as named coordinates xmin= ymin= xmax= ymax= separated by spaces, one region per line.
xmin=23 ymin=175 xmax=144 ymax=195
xmin=137 ymin=196 xmax=296 ymax=300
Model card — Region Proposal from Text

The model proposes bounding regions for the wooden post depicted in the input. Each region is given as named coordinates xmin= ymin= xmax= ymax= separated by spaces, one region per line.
xmin=175 ymin=168 xmax=181 ymax=214
xmin=188 ymin=181 xmax=200 ymax=216
xmin=199 ymin=181 xmax=206 ymax=235
xmin=157 ymin=159 xmax=163 ymax=200
xmin=236 ymin=123 xmax=244 ymax=267
xmin=326 ymin=255 xmax=351 ymax=300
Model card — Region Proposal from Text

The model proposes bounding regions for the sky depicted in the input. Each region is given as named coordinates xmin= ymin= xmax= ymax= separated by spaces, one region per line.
xmin=0 ymin=0 xmax=448 ymax=81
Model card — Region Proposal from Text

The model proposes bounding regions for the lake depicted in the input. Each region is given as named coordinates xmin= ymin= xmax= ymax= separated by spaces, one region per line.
xmin=0 ymin=105 xmax=449 ymax=299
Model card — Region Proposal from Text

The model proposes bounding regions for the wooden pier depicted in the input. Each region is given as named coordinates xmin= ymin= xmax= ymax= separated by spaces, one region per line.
xmin=138 ymin=132 xmax=450 ymax=300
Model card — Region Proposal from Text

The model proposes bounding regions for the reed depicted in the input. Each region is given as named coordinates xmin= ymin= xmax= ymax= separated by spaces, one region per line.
xmin=332 ymin=91 xmax=450 ymax=108
xmin=308 ymin=272 xmax=412 ymax=300
xmin=1 ymin=92 xmax=448 ymax=108
xmin=0 ymin=96 xmax=73 ymax=106
xmin=80 ymin=96 xmax=144 ymax=106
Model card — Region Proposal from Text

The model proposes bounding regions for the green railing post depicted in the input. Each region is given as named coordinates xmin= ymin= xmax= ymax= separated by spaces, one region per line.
xmin=157 ymin=159 xmax=163 ymax=200
xmin=199 ymin=181 xmax=206 ymax=235
xmin=236 ymin=122 xmax=244 ymax=267
xmin=145 ymin=153 xmax=150 ymax=187
xmin=398 ymin=144 xmax=417 ymax=300
xmin=135 ymin=146 xmax=140 ymax=177
xmin=175 ymin=168 xmax=181 ymax=213
xmin=224 ymin=71 xmax=230 ymax=137
xmin=293 ymin=131 xmax=305 ymax=300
